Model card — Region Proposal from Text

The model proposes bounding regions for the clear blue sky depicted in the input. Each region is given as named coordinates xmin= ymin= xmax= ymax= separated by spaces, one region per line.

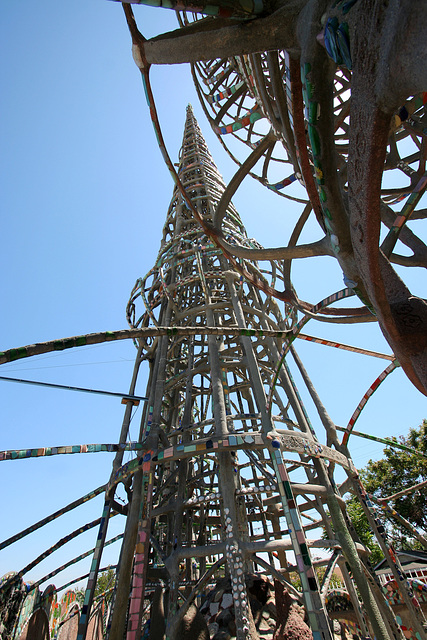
xmin=1 ymin=1 xmax=425 ymax=592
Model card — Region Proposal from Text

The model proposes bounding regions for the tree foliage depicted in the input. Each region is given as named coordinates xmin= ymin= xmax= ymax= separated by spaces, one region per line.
xmin=349 ymin=420 xmax=427 ymax=553
xmin=346 ymin=497 xmax=383 ymax=566
xmin=361 ymin=420 xmax=427 ymax=533
xmin=75 ymin=567 xmax=115 ymax=606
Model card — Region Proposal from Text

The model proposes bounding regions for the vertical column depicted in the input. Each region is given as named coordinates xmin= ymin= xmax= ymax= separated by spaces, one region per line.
xmin=268 ymin=439 xmax=333 ymax=640
xmin=76 ymin=500 xmax=111 ymax=640
xmin=126 ymin=452 xmax=155 ymax=640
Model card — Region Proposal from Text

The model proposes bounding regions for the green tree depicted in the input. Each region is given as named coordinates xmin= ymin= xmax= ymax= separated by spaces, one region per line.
xmin=93 ymin=567 xmax=116 ymax=597
xmin=361 ymin=421 xmax=427 ymax=531
xmin=345 ymin=496 xmax=383 ymax=565
xmin=350 ymin=420 xmax=427 ymax=552
xmin=75 ymin=567 xmax=116 ymax=606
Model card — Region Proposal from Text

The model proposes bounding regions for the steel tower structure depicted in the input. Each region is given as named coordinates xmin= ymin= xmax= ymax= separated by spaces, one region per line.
xmin=1 ymin=103 xmax=425 ymax=640
xmin=96 ymin=106 xmax=401 ymax=640
xmin=1 ymin=5 xmax=426 ymax=639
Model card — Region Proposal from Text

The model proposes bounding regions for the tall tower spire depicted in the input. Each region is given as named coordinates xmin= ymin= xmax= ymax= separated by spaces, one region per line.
xmin=104 ymin=109 xmax=381 ymax=640
xmin=123 ymin=104 xmax=265 ymax=639
xmin=117 ymin=108 xmax=338 ymax=640
xmin=158 ymin=104 xmax=247 ymax=247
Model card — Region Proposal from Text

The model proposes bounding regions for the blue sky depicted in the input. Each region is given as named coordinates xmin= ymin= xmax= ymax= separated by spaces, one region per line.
xmin=1 ymin=1 xmax=426 ymax=592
